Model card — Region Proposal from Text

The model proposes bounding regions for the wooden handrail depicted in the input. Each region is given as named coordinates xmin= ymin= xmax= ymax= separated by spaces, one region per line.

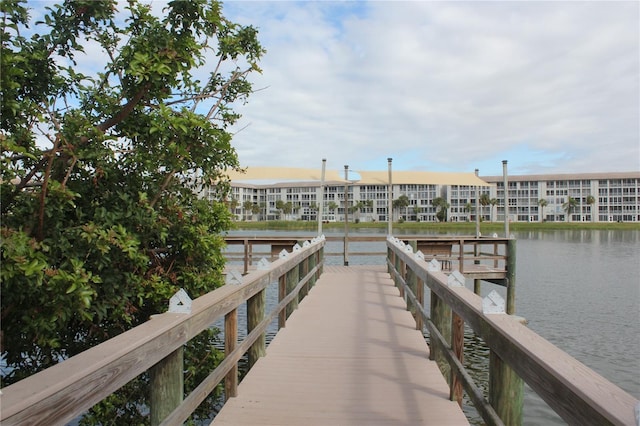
xmin=0 ymin=238 xmax=325 ymax=426
xmin=386 ymin=238 xmax=638 ymax=426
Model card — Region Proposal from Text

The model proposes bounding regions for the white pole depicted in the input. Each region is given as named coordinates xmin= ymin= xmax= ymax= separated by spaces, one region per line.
xmin=318 ymin=158 xmax=326 ymax=235
xmin=503 ymin=160 xmax=509 ymax=237
xmin=475 ymin=168 xmax=480 ymax=238
xmin=387 ymin=158 xmax=393 ymax=236
xmin=344 ymin=165 xmax=349 ymax=266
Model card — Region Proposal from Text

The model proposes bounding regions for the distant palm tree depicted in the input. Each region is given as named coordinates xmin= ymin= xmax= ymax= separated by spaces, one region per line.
xmin=562 ymin=197 xmax=578 ymax=222
xmin=364 ymin=199 xmax=374 ymax=221
xmin=275 ymin=199 xmax=285 ymax=220
xmin=393 ymin=195 xmax=410 ymax=221
xmin=479 ymin=193 xmax=491 ymax=221
xmin=328 ymin=201 xmax=339 ymax=221
xmin=489 ymin=198 xmax=498 ymax=222
xmin=431 ymin=197 xmax=450 ymax=222
xmin=251 ymin=202 xmax=261 ymax=220
xmin=538 ymin=199 xmax=548 ymax=222
xmin=464 ymin=202 xmax=473 ymax=222
xmin=586 ymin=195 xmax=595 ymax=222
xmin=228 ymin=197 xmax=239 ymax=219
xmin=242 ymin=200 xmax=253 ymax=221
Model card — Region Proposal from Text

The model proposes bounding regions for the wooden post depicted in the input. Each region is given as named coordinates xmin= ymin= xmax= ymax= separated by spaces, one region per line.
xmin=415 ymin=276 xmax=424 ymax=332
xmin=299 ymin=254 xmax=309 ymax=300
xmin=474 ymin=242 xmax=481 ymax=295
xmin=430 ymin=288 xmax=451 ymax=382
xmin=243 ymin=239 xmax=249 ymax=275
xmin=406 ymin=240 xmax=417 ymax=315
xmin=450 ymin=312 xmax=464 ymax=406
xmin=278 ymin=274 xmax=286 ymax=329
xmin=247 ymin=289 xmax=266 ymax=369
xmin=506 ymin=238 xmax=516 ymax=314
xmin=489 ymin=350 xmax=523 ymax=425
xmin=150 ymin=347 xmax=183 ymax=426
xmin=224 ymin=308 xmax=238 ymax=400
xmin=285 ymin=267 xmax=299 ymax=318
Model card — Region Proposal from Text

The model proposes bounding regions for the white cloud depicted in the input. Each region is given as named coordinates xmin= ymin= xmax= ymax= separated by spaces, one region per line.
xmin=224 ymin=1 xmax=639 ymax=175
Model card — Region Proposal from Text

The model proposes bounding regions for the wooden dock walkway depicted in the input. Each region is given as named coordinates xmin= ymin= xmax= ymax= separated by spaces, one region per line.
xmin=212 ymin=265 xmax=469 ymax=425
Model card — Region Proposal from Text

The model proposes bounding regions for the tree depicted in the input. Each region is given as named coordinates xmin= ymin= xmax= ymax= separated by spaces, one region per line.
xmin=228 ymin=197 xmax=240 ymax=218
xmin=392 ymin=195 xmax=410 ymax=221
xmin=586 ymin=195 xmax=595 ymax=222
xmin=538 ymin=199 xmax=548 ymax=222
xmin=563 ymin=197 xmax=578 ymax=222
xmin=431 ymin=197 xmax=450 ymax=222
xmin=464 ymin=202 xmax=473 ymax=222
xmin=275 ymin=199 xmax=285 ymax=220
xmin=243 ymin=200 xmax=254 ymax=221
xmin=490 ymin=198 xmax=498 ymax=222
xmin=1 ymin=1 xmax=264 ymax=422
xmin=479 ymin=193 xmax=491 ymax=221
xmin=251 ymin=202 xmax=261 ymax=220
xmin=328 ymin=201 xmax=339 ymax=216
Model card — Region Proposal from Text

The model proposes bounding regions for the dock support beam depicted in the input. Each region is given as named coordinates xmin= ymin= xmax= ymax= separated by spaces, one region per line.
xmin=490 ymin=351 xmax=523 ymax=426
xmin=248 ymin=289 xmax=266 ymax=368
xmin=506 ymin=238 xmax=516 ymax=314
xmin=224 ymin=308 xmax=238 ymax=400
xmin=150 ymin=347 xmax=183 ymax=426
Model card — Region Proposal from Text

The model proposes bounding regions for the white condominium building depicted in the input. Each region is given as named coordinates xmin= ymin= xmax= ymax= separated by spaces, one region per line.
xmin=204 ymin=168 xmax=639 ymax=223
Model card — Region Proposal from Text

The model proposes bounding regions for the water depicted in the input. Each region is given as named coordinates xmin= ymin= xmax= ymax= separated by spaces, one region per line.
xmin=224 ymin=228 xmax=640 ymax=424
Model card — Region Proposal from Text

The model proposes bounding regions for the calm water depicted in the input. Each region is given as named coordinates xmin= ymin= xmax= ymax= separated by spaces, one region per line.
xmin=224 ymin=228 xmax=640 ymax=425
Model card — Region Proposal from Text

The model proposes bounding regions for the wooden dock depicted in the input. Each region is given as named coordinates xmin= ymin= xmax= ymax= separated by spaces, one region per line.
xmin=212 ymin=265 xmax=469 ymax=425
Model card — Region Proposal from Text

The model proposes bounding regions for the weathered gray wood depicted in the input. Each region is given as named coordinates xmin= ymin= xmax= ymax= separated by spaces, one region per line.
xmin=430 ymin=290 xmax=452 ymax=381
xmin=224 ymin=309 xmax=238 ymax=400
xmin=490 ymin=350 xmax=523 ymax=426
xmin=415 ymin=276 xmax=424 ymax=331
xmin=505 ymin=238 xmax=516 ymax=314
xmin=160 ymin=264 xmax=322 ymax=426
xmin=150 ymin=347 xmax=184 ymax=426
xmin=388 ymin=240 xmax=638 ymax=426
xmin=212 ymin=266 xmax=469 ymax=426
xmin=247 ymin=289 xmax=266 ymax=368
xmin=450 ymin=312 xmax=464 ymax=406
xmin=0 ymin=241 xmax=324 ymax=426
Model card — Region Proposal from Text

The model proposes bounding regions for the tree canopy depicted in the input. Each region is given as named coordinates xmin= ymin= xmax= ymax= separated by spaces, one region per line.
xmin=1 ymin=0 xmax=264 ymax=421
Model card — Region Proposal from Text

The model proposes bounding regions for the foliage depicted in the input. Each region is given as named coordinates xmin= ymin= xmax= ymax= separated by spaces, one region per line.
xmin=431 ymin=197 xmax=450 ymax=222
xmin=392 ymin=194 xmax=410 ymax=221
xmin=562 ymin=197 xmax=578 ymax=221
xmin=1 ymin=0 xmax=264 ymax=423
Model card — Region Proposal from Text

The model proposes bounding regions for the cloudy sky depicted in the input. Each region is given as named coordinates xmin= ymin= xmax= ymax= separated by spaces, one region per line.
xmin=218 ymin=1 xmax=639 ymax=176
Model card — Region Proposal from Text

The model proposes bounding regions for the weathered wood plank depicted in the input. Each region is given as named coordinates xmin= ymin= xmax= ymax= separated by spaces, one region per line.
xmin=212 ymin=266 xmax=469 ymax=426
xmin=389 ymin=240 xmax=639 ymax=426
xmin=0 ymin=241 xmax=324 ymax=426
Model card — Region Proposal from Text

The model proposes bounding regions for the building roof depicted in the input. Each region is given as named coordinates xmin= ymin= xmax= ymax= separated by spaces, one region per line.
xmin=227 ymin=167 xmax=490 ymax=187
xmin=481 ymin=171 xmax=640 ymax=183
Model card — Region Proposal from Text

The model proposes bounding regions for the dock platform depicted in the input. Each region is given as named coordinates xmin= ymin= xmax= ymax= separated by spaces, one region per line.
xmin=212 ymin=265 xmax=469 ymax=425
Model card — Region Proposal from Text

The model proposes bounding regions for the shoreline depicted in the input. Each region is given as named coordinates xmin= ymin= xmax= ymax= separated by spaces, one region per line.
xmin=230 ymin=220 xmax=640 ymax=233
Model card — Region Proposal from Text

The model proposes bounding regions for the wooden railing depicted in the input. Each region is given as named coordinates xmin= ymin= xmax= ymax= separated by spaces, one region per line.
xmin=0 ymin=237 xmax=325 ymax=426
xmin=386 ymin=236 xmax=638 ymax=426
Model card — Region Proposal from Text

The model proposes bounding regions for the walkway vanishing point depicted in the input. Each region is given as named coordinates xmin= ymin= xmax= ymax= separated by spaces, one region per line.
xmin=212 ymin=265 xmax=469 ymax=425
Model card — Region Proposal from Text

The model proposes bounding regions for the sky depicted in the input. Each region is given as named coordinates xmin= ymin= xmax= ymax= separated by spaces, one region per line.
xmin=21 ymin=1 xmax=640 ymax=177
xmin=217 ymin=1 xmax=639 ymax=176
